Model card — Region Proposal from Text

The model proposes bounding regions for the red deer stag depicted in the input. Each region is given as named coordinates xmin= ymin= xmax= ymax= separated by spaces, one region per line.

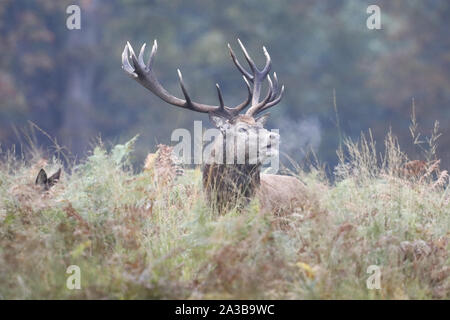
xmin=122 ymin=39 xmax=308 ymax=214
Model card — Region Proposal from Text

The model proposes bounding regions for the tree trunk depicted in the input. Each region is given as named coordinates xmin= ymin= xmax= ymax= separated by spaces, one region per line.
xmin=60 ymin=0 xmax=99 ymax=157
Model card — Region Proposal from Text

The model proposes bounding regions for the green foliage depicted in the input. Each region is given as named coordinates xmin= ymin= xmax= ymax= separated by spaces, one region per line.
xmin=0 ymin=134 xmax=448 ymax=299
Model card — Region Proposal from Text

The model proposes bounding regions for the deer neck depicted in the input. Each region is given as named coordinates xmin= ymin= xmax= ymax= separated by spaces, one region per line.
xmin=202 ymin=137 xmax=261 ymax=213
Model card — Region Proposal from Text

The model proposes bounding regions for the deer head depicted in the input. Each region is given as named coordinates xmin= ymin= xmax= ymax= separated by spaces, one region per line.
xmin=35 ymin=168 xmax=61 ymax=190
xmin=122 ymin=39 xmax=284 ymax=166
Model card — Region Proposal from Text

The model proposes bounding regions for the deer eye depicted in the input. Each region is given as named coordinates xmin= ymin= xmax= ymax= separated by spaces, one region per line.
xmin=238 ymin=127 xmax=247 ymax=133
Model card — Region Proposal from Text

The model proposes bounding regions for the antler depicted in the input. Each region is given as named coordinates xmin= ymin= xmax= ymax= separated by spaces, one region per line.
xmin=228 ymin=39 xmax=284 ymax=117
xmin=122 ymin=40 xmax=252 ymax=119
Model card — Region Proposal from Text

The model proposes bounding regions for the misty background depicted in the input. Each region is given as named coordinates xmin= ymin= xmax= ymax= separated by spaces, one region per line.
xmin=0 ymin=0 xmax=449 ymax=172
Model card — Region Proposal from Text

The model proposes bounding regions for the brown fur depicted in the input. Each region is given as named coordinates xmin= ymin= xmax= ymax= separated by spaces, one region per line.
xmin=257 ymin=174 xmax=308 ymax=216
xmin=202 ymin=114 xmax=308 ymax=215
xmin=203 ymin=164 xmax=308 ymax=215
xmin=203 ymin=163 xmax=261 ymax=213
xmin=229 ymin=115 xmax=257 ymax=125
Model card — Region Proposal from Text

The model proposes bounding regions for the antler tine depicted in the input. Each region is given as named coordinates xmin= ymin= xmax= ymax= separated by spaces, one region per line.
xmin=138 ymin=43 xmax=146 ymax=69
xmin=237 ymin=38 xmax=257 ymax=73
xmin=127 ymin=42 xmax=141 ymax=72
xmin=147 ymin=39 xmax=158 ymax=69
xmin=122 ymin=44 xmax=137 ymax=77
xmin=246 ymin=75 xmax=274 ymax=116
xmin=228 ymin=43 xmax=253 ymax=80
xmin=256 ymin=84 xmax=285 ymax=114
xmin=177 ymin=69 xmax=192 ymax=105
xmin=260 ymin=46 xmax=272 ymax=78
xmin=227 ymin=76 xmax=252 ymax=116
xmin=270 ymin=72 xmax=279 ymax=100
xmin=215 ymin=84 xmax=225 ymax=110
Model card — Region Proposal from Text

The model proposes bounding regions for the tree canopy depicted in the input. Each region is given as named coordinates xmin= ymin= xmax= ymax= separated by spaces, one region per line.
xmin=0 ymin=0 xmax=449 ymax=169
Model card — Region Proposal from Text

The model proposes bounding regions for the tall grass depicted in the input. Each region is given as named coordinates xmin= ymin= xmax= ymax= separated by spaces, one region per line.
xmin=0 ymin=128 xmax=448 ymax=299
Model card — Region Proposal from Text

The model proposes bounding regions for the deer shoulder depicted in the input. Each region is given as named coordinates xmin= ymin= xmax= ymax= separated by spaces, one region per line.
xmin=257 ymin=174 xmax=308 ymax=215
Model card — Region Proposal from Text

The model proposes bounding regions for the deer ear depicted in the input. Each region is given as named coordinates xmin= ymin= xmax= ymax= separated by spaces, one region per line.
xmin=255 ymin=113 xmax=270 ymax=127
xmin=47 ymin=168 xmax=61 ymax=188
xmin=35 ymin=169 xmax=47 ymax=186
xmin=209 ymin=114 xmax=229 ymax=130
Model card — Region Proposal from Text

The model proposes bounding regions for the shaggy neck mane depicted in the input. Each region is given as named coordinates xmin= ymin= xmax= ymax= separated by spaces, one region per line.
xmin=203 ymin=162 xmax=261 ymax=213
xmin=202 ymin=131 xmax=263 ymax=213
